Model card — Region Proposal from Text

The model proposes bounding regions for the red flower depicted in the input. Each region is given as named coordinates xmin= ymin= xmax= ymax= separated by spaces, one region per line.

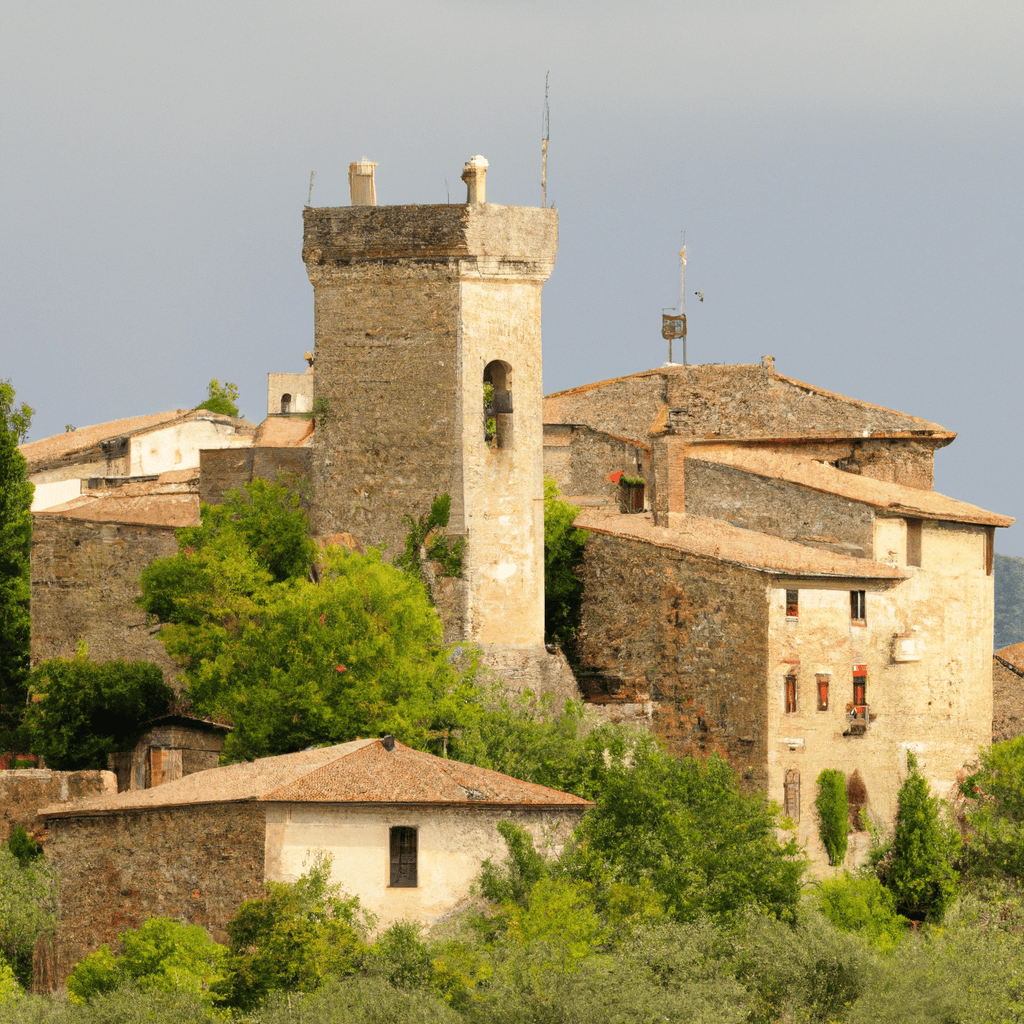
xmin=335 ymin=665 xmax=347 ymax=673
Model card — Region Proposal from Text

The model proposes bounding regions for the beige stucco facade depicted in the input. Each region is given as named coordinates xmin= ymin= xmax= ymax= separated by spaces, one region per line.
xmin=267 ymin=367 xmax=314 ymax=415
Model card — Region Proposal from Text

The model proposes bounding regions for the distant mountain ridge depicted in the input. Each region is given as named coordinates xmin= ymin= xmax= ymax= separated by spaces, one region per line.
xmin=995 ymin=554 xmax=1024 ymax=650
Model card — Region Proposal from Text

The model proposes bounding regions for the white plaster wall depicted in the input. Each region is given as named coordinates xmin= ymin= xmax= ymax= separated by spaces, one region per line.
xmin=30 ymin=477 xmax=84 ymax=512
xmin=267 ymin=371 xmax=314 ymax=415
xmin=263 ymin=804 xmax=582 ymax=931
xmin=128 ymin=420 xmax=250 ymax=476
xmin=765 ymin=517 xmax=994 ymax=874
xmin=458 ymin=278 xmax=546 ymax=646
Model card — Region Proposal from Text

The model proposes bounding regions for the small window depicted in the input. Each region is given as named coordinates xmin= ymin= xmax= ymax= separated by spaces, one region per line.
xmin=785 ymin=589 xmax=799 ymax=619
xmin=906 ymin=518 xmax=922 ymax=567
xmin=281 ymin=393 xmax=292 ymax=414
xmin=389 ymin=826 xmax=418 ymax=887
xmin=784 ymin=769 xmax=800 ymax=822
xmin=850 ymin=590 xmax=866 ymax=625
xmin=852 ymin=666 xmax=867 ymax=716
xmin=483 ymin=361 xmax=513 ymax=449
xmin=816 ymin=673 xmax=830 ymax=711
xmin=785 ymin=675 xmax=798 ymax=714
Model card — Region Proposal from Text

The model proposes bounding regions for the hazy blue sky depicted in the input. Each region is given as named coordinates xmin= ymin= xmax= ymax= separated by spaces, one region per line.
xmin=2 ymin=1 xmax=1021 ymax=553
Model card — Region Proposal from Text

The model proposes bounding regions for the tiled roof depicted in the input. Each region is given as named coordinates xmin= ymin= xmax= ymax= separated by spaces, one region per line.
xmin=251 ymin=417 xmax=315 ymax=447
xmin=39 ymin=739 xmax=592 ymax=819
xmin=996 ymin=643 xmax=1024 ymax=674
xmin=574 ymin=507 xmax=907 ymax=581
xmin=690 ymin=447 xmax=1014 ymax=528
xmin=33 ymin=493 xmax=199 ymax=528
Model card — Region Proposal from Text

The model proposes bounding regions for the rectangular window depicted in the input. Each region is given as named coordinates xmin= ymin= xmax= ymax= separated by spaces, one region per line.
xmin=985 ymin=528 xmax=994 ymax=576
xmin=785 ymin=675 xmax=798 ymax=714
xmin=816 ymin=673 xmax=830 ymax=711
xmin=389 ymin=826 xmax=418 ymax=888
xmin=784 ymin=770 xmax=800 ymax=822
xmin=853 ymin=665 xmax=867 ymax=716
xmin=850 ymin=590 xmax=866 ymax=625
xmin=906 ymin=518 xmax=922 ymax=567
xmin=785 ymin=589 xmax=799 ymax=619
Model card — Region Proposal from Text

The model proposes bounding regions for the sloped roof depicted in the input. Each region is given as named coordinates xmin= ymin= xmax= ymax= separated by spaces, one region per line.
xmin=251 ymin=417 xmax=315 ymax=447
xmin=996 ymin=643 xmax=1024 ymax=675
xmin=20 ymin=410 xmax=255 ymax=471
xmin=574 ymin=507 xmax=907 ymax=581
xmin=39 ymin=739 xmax=592 ymax=820
xmin=33 ymin=492 xmax=199 ymax=529
xmin=690 ymin=447 xmax=1014 ymax=528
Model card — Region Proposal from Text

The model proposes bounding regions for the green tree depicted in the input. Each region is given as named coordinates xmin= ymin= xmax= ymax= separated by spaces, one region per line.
xmin=995 ymin=553 xmax=1024 ymax=649
xmin=877 ymin=751 xmax=960 ymax=922
xmin=195 ymin=379 xmax=239 ymax=418
xmin=543 ymin=477 xmax=588 ymax=655
xmin=0 ymin=380 xmax=34 ymax=751
xmin=23 ymin=652 xmax=173 ymax=770
xmin=814 ymin=768 xmax=849 ymax=866
xmin=813 ymin=872 xmax=907 ymax=952
xmin=562 ymin=737 xmax=806 ymax=923
xmin=66 ymin=918 xmax=228 ymax=1006
xmin=961 ymin=735 xmax=1024 ymax=880
xmin=141 ymin=483 xmax=478 ymax=760
xmin=0 ymin=845 xmax=57 ymax=989
xmin=220 ymin=858 xmax=367 ymax=1010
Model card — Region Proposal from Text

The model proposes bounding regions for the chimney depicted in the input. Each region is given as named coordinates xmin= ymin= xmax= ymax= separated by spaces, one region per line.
xmin=349 ymin=160 xmax=377 ymax=206
xmin=381 ymin=734 xmax=395 ymax=752
xmin=461 ymin=155 xmax=488 ymax=204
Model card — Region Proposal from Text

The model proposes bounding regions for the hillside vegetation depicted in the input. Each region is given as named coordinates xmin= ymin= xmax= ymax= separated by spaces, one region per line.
xmin=995 ymin=553 xmax=1024 ymax=649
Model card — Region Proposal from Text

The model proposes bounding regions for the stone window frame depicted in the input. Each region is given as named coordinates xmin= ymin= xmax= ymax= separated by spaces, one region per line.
xmin=389 ymin=826 xmax=418 ymax=888
xmin=280 ymin=393 xmax=292 ymax=414
xmin=850 ymin=590 xmax=866 ymax=627
xmin=852 ymin=665 xmax=868 ymax=716
xmin=483 ymin=360 xmax=513 ymax=450
xmin=784 ymin=769 xmax=800 ymax=822
xmin=784 ymin=674 xmax=798 ymax=714
xmin=785 ymin=589 xmax=799 ymax=620
xmin=816 ymin=673 xmax=830 ymax=712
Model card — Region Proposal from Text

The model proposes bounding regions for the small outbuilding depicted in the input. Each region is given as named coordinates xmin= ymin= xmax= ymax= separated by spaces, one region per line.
xmin=36 ymin=737 xmax=591 ymax=991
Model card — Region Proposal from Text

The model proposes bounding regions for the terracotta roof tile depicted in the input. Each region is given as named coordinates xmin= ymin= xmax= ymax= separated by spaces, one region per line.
xmin=574 ymin=507 xmax=907 ymax=580
xmin=996 ymin=643 xmax=1024 ymax=674
xmin=690 ymin=447 xmax=1014 ymax=528
xmin=33 ymin=493 xmax=200 ymax=528
xmin=251 ymin=417 xmax=315 ymax=447
xmin=39 ymin=740 xmax=591 ymax=820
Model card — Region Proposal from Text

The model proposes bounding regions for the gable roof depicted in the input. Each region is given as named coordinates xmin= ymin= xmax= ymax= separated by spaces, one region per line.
xmin=574 ymin=507 xmax=907 ymax=582
xmin=33 ymin=492 xmax=200 ymax=529
xmin=39 ymin=739 xmax=592 ymax=820
xmin=689 ymin=447 xmax=1014 ymax=528
xmin=996 ymin=643 xmax=1024 ymax=676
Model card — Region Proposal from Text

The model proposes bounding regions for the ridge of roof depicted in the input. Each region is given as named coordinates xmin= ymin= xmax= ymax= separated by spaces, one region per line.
xmin=574 ymin=507 xmax=907 ymax=581
xmin=689 ymin=447 xmax=1014 ymax=528
xmin=38 ymin=739 xmax=591 ymax=820
xmin=32 ymin=492 xmax=200 ymax=529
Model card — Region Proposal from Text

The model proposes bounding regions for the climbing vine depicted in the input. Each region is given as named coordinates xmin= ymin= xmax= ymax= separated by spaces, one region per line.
xmin=815 ymin=769 xmax=849 ymax=866
xmin=395 ymin=494 xmax=465 ymax=582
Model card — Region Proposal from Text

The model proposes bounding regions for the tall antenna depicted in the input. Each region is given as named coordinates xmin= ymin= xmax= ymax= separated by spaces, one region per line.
xmin=307 ymin=170 xmax=316 ymax=206
xmin=541 ymin=72 xmax=550 ymax=209
xmin=661 ymin=230 xmax=688 ymax=364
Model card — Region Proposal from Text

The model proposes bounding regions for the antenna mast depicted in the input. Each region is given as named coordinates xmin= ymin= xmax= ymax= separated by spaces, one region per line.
xmin=541 ymin=72 xmax=550 ymax=209
xmin=661 ymin=230 xmax=688 ymax=364
xmin=679 ymin=235 xmax=687 ymax=366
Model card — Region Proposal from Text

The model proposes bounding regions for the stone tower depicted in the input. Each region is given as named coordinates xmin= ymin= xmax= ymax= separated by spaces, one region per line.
xmin=302 ymin=159 xmax=558 ymax=655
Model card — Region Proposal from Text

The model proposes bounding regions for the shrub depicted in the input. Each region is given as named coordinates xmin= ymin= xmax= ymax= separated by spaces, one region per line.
xmin=814 ymin=768 xmax=849 ymax=866
xmin=814 ymin=872 xmax=907 ymax=953
xmin=194 ymin=379 xmax=239 ymax=418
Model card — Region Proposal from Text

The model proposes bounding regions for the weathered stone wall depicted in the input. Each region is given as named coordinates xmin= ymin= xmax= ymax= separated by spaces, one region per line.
xmin=540 ymin=424 xmax=647 ymax=500
xmin=575 ymin=531 xmax=770 ymax=788
xmin=37 ymin=804 xmax=266 ymax=991
xmin=993 ymin=653 xmax=1024 ymax=742
xmin=0 ymin=770 xmax=115 ymax=843
xmin=684 ymin=459 xmax=876 ymax=559
xmin=30 ymin=516 xmax=180 ymax=682
xmin=199 ymin=447 xmax=311 ymax=507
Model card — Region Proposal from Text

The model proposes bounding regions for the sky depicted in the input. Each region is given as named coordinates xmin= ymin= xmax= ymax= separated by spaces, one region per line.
xmin=2 ymin=0 xmax=1021 ymax=555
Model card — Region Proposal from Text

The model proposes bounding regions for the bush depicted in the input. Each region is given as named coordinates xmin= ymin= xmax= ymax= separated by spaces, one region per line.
xmin=543 ymin=478 xmax=588 ymax=655
xmin=962 ymin=736 xmax=1024 ymax=880
xmin=814 ymin=768 xmax=849 ymax=866
xmin=814 ymin=872 xmax=907 ymax=953
xmin=0 ymin=846 xmax=58 ymax=990
xmin=194 ymin=379 xmax=239 ymax=418
xmin=23 ymin=653 xmax=172 ymax=771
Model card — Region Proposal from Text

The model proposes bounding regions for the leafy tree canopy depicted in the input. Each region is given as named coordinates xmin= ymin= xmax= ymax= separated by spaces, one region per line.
xmin=995 ymin=553 xmax=1024 ymax=650
xmin=815 ymin=768 xmax=849 ymax=867
xmin=23 ymin=652 xmax=173 ymax=771
xmin=140 ymin=481 xmax=479 ymax=760
xmin=961 ymin=736 xmax=1024 ymax=881
xmin=0 ymin=844 xmax=57 ymax=989
xmin=194 ymin=378 xmax=239 ymax=418
xmin=0 ymin=380 xmax=34 ymax=749
xmin=543 ymin=477 xmax=588 ymax=655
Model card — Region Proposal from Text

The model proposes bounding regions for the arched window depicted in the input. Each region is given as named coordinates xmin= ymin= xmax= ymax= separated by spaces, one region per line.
xmin=483 ymin=361 xmax=513 ymax=449
xmin=281 ymin=393 xmax=292 ymax=414
xmin=784 ymin=769 xmax=800 ymax=822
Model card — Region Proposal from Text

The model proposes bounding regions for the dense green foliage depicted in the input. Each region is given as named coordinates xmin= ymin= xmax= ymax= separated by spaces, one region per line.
xmin=961 ymin=735 xmax=1024 ymax=879
xmin=0 ymin=845 xmax=57 ymax=989
xmin=995 ymin=553 xmax=1024 ymax=649
xmin=194 ymin=379 xmax=240 ymax=418
xmin=542 ymin=478 xmax=588 ymax=654
xmin=0 ymin=381 xmax=34 ymax=752
xmin=813 ymin=872 xmax=907 ymax=953
xmin=814 ymin=768 xmax=849 ymax=866
xmin=876 ymin=750 xmax=960 ymax=921
xmin=6 ymin=829 xmax=41 ymax=870
xmin=22 ymin=653 xmax=172 ymax=771
xmin=66 ymin=918 xmax=227 ymax=1006
xmin=140 ymin=481 xmax=477 ymax=760
xmin=393 ymin=494 xmax=465 ymax=582
xmin=220 ymin=858 xmax=367 ymax=1010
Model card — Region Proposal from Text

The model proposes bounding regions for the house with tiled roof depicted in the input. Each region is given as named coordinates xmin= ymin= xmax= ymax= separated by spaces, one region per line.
xmin=544 ymin=356 xmax=1014 ymax=871
xmin=36 ymin=737 xmax=591 ymax=991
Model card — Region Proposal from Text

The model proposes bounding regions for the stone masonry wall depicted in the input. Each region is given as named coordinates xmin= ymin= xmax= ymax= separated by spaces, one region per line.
xmin=37 ymin=804 xmax=266 ymax=992
xmin=575 ymin=531 xmax=770 ymax=788
xmin=0 ymin=770 xmax=115 ymax=843
xmin=994 ymin=654 xmax=1024 ymax=742
xmin=199 ymin=447 xmax=311 ymax=508
xmin=30 ymin=516 xmax=180 ymax=683
xmin=684 ymin=459 xmax=876 ymax=559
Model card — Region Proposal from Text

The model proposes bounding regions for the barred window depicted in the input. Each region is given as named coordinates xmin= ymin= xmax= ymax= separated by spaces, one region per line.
xmin=389 ymin=826 xmax=418 ymax=888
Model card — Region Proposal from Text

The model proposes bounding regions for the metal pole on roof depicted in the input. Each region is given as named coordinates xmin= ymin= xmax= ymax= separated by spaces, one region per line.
xmin=679 ymin=237 xmax=687 ymax=366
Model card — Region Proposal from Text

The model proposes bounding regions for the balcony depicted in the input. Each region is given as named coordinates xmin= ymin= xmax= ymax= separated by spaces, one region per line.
xmin=843 ymin=705 xmax=871 ymax=737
